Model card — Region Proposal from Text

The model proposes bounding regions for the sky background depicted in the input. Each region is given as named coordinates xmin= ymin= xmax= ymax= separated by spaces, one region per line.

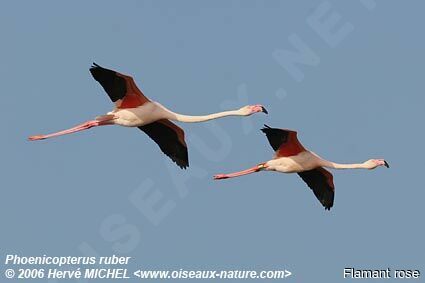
xmin=1 ymin=1 xmax=424 ymax=282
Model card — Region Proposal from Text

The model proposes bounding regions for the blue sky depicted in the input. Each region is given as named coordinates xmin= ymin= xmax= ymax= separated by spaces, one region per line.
xmin=1 ymin=1 xmax=424 ymax=282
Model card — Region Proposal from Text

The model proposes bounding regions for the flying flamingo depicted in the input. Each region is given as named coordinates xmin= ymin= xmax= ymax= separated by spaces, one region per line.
xmin=214 ymin=125 xmax=389 ymax=210
xmin=28 ymin=63 xmax=268 ymax=169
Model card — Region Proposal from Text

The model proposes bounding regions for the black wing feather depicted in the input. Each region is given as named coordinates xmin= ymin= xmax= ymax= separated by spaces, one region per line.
xmin=138 ymin=121 xmax=189 ymax=169
xmin=89 ymin=63 xmax=127 ymax=102
xmin=298 ymin=168 xmax=335 ymax=210
xmin=260 ymin=124 xmax=291 ymax=151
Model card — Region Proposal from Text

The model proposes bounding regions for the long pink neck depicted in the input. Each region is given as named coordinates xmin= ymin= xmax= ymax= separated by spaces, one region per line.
xmin=326 ymin=162 xmax=365 ymax=169
xmin=214 ymin=164 xmax=265 ymax=180
xmin=154 ymin=102 xmax=244 ymax=123
xmin=173 ymin=110 xmax=242 ymax=123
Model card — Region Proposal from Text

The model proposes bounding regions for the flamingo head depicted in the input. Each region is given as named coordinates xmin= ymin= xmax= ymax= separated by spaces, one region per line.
xmin=363 ymin=159 xmax=390 ymax=169
xmin=240 ymin=105 xmax=268 ymax=116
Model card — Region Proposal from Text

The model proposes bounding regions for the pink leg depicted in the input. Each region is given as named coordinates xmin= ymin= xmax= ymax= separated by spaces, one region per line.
xmin=214 ymin=163 xmax=266 ymax=180
xmin=28 ymin=120 xmax=110 ymax=141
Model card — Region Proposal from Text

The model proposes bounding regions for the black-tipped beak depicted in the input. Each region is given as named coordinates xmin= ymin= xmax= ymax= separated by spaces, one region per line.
xmin=384 ymin=160 xmax=390 ymax=168
xmin=261 ymin=106 xmax=268 ymax=114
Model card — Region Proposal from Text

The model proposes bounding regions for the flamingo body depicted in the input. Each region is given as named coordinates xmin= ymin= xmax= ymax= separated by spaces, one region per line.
xmin=262 ymin=125 xmax=335 ymax=209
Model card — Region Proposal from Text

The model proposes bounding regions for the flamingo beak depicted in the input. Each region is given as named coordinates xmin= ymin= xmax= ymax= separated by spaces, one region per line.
xmin=384 ymin=160 xmax=389 ymax=168
xmin=261 ymin=106 xmax=268 ymax=114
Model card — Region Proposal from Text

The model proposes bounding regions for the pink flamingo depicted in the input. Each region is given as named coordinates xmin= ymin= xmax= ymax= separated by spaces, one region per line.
xmin=214 ymin=125 xmax=389 ymax=210
xmin=29 ymin=63 xmax=268 ymax=169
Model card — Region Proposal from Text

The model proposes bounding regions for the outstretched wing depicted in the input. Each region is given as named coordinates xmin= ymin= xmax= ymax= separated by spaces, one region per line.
xmin=138 ymin=120 xmax=189 ymax=169
xmin=89 ymin=63 xmax=149 ymax=109
xmin=260 ymin=124 xmax=305 ymax=157
xmin=298 ymin=167 xmax=335 ymax=210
